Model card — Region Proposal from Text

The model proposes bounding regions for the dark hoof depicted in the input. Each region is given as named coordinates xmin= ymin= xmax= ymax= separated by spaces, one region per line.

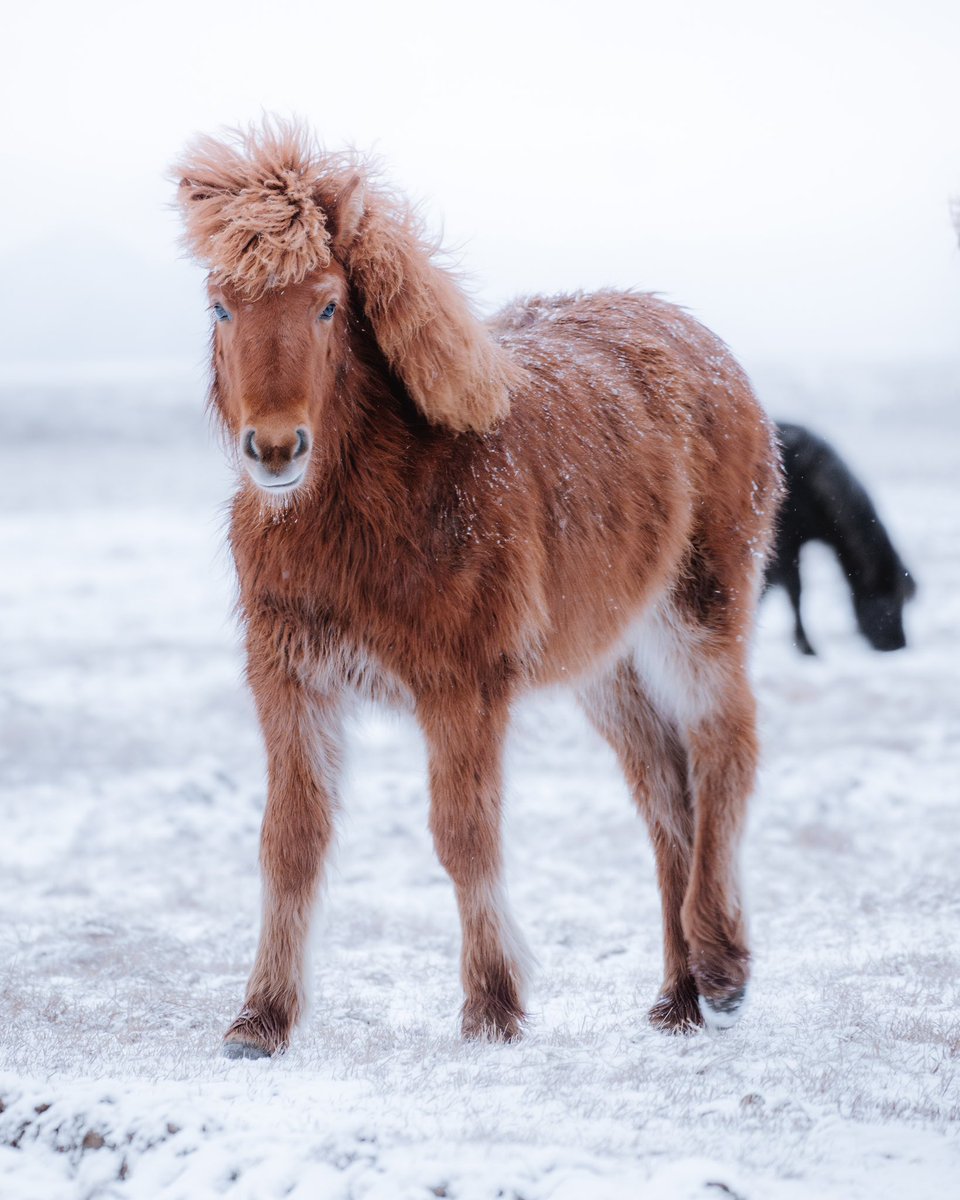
xmin=698 ymin=985 xmax=748 ymax=1030
xmin=222 ymin=1039 xmax=272 ymax=1061
xmin=223 ymin=1003 xmax=289 ymax=1058
xmin=649 ymin=978 xmax=705 ymax=1034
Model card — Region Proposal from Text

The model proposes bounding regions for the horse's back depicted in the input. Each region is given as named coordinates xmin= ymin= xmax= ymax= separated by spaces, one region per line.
xmin=495 ymin=290 xmax=774 ymax=490
xmin=488 ymin=290 xmax=782 ymax=674
xmin=494 ymin=292 xmax=779 ymax=553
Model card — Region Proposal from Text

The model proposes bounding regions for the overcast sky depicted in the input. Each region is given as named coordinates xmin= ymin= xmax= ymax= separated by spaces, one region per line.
xmin=2 ymin=0 xmax=959 ymax=371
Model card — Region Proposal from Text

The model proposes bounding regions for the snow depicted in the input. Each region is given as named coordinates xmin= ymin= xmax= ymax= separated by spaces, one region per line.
xmin=1 ymin=362 xmax=958 ymax=1198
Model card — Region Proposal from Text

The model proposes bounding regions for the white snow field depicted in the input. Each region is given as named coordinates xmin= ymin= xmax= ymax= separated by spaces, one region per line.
xmin=1 ymin=360 xmax=958 ymax=1199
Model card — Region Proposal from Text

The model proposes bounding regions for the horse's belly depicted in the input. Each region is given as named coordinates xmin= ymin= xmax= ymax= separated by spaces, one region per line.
xmin=524 ymin=522 xmax=691 ymax=689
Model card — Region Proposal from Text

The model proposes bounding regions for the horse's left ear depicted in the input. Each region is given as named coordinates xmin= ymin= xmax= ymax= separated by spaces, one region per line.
xmin=330 ymin=175 xmax=366 ymax=255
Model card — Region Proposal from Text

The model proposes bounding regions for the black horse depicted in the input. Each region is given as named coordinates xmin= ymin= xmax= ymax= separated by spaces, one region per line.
xmin=766 ymin=422 xmax=916 ymax=655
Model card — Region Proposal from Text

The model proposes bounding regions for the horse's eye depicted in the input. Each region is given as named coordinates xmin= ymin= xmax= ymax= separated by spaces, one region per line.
xmin=318 ymin=301 xmax=337 ymax=322
xmin=212 ymin=302 xmax=232 ymax=322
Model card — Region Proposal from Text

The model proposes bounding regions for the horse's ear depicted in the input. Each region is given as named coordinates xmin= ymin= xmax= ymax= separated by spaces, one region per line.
xmin=330 ymin=174 xmax=365 ymax=255
xmin=347 ymin=200 xmax=524 ymax=433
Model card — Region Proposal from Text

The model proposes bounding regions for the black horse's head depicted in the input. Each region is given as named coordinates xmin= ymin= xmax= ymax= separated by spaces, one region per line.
xmin=853 ymin=568 xmax=916 ymax=652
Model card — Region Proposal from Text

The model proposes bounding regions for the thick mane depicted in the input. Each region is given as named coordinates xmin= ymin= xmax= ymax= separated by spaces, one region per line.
xmin=174 ymin=118 xmax=522 ymax=431
xmin=347 ymin=195 xmax=525 ymax=431
xmin=174 ymin=119 xmax=352 ymax=296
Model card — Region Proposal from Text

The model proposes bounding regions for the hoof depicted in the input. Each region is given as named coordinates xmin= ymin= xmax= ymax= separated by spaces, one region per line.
xmin=222 ymin=1039 xmax=272 ymax=1061
xmin=698 ymin=985 xmax=748 ymax=1031
xmin=649 ymin=978 xmax=704 ymax=1034
xmin=687 ymin=937 xmax=750 ymax=1032
xmin=461 ymin=1000 xmax=525 ymax=1043
xmin=223 ymin=1003 xmax=288 ymax=1059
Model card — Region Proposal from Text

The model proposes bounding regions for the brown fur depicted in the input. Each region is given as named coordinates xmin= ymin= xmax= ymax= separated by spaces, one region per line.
xmin=175 ymin=120 xmax=783 ymax=1057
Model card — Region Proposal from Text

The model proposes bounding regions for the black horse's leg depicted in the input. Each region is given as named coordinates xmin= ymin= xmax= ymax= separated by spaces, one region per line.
xmin=784 ymin=558 xmax=815 ymax=656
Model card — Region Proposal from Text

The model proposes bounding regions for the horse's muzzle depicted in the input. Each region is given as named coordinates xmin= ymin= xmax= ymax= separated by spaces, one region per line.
xmin=241 ymin=425 xmax=311 ymax=494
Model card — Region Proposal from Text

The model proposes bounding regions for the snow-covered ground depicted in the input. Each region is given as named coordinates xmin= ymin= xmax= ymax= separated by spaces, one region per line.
xmin=1 ymin=360 xmax=958 ymax=1199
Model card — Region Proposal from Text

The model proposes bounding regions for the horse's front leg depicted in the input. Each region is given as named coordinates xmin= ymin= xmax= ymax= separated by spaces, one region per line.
xmin=418 ymin=691 xmax=531 ymax=1041
xmin=223 ymin=643 xmax=342 ymax=1059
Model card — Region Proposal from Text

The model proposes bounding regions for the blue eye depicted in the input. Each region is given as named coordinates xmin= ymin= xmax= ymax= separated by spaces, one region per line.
xmin=212 ymin=302 xmax=231 ymax=322
xmin=318 ymin=301 xmax=337 ymax=322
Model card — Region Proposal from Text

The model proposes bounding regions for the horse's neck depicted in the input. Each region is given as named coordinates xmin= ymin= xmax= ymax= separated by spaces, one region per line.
xmin=816 ymin=484 xmax=892 ymax=593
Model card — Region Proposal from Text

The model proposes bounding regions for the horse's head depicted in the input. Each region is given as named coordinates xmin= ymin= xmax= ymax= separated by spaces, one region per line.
xmin=853 ymin=566 xmax=916 ymax=652
xmin=175 ymin=118 xmax=524 ymax=501
xmin=174 ymin=121 xmax=367 ymax=499
xmin=206 ymin=265 xmax=351 ymax=497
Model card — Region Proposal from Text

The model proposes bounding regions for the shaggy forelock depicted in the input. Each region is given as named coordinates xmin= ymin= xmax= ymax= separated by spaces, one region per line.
xmin=176 ymin=115 xmax=523 ymax=432
xmin=174 ymin=119 xmax=357 ymax=297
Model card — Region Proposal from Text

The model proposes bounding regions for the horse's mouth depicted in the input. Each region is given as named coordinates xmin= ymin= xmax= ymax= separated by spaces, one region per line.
xmin=254 ymin=471 xmax=306 ymax=493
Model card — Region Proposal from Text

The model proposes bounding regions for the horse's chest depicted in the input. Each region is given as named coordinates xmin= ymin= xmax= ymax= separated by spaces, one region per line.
xmin=236 ymin=506 xmax=504 ymax=704
xmin=236 ymin=533 xmax=414 ymax=708
xmin=261 ymin=594 xmax=413 ymax=708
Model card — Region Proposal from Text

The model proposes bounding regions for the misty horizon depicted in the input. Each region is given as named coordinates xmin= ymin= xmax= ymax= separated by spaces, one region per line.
xmin=3 ymin=0 xmax=959 ymax=377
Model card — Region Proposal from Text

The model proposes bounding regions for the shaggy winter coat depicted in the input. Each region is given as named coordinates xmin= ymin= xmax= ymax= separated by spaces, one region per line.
xmin=174 ymin=119 xmax=782 ymax=1058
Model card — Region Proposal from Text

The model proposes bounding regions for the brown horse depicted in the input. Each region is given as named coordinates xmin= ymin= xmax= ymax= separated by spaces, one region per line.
xmin=174 ymin=120 xmax=782 ymax=1059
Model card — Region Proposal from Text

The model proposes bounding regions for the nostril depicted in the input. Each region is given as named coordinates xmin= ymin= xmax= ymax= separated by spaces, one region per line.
xmin=242 ymin=429 xmax=260 ymax=462
xmin=293 ymin=428 xmax=311 ymax=458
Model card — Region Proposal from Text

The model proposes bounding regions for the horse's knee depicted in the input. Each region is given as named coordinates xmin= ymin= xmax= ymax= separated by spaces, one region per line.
xmin=429 ymin=788 xmax=503 ymax=884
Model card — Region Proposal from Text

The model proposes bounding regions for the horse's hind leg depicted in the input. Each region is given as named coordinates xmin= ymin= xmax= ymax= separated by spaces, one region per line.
xmin=679 ymin=666 xmax=757 ymax=1028
xmin=629 ymin=592 xmax=760 ymax=1031
xmin=578 ymin=662 xmax=702 ymax=1033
